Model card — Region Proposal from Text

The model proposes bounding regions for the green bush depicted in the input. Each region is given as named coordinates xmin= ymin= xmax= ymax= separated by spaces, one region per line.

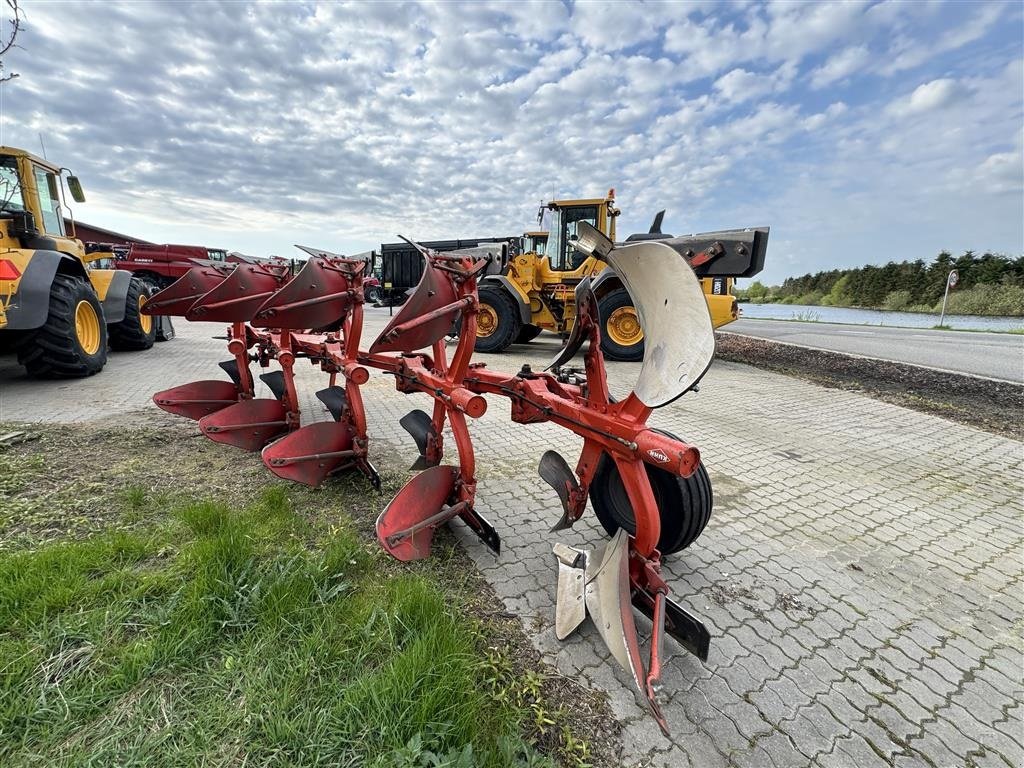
xmin=939 ymin=284 xmax=1024 ymax=317
xmin=882 ymin=290 xmax=913 ymax=311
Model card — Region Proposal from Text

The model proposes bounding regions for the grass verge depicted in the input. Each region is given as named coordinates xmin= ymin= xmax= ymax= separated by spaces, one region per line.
xmin=0 ymin=418 xmax=619 ymax=767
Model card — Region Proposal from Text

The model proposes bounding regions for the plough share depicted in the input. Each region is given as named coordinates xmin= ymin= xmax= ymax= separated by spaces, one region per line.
xmin=144 ymin=223 xmax=768 ymax=733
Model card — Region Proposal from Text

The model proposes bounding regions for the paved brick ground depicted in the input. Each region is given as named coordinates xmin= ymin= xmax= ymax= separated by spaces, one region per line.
xmin=2 ymin=310 xmax=1022 ymax=768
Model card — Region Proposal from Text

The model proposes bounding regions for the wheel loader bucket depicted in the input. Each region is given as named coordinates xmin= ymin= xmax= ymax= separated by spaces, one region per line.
xmin=253 ymin=257 xmax=358 ymax=330
xmin=152 ymin=379 xmax=240 ymax=420
xmin=604 ymin=236 xmax=716 ymax=408
xmin=375 ymin=465 xmax=459 ymax=561
xmin=262 ymin=421 xmax=355 ymax=487
xmin=186 ymin=263 xmax=290 ymax=323
xmin=141 ymin=264 xmax=233 ymax=317
xmin=369 ymin=255 xmax=458 ymax=354
xmin=198 ymin=398 xmax=289 ymax=451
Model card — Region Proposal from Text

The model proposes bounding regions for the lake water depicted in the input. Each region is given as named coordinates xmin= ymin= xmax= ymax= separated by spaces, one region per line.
xmin=738 ymin=303 xmax=1024 ymax=332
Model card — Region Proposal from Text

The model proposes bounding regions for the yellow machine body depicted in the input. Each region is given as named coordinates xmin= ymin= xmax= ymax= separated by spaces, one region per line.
xmin=474 ymin=190 xmax=739 ymax=360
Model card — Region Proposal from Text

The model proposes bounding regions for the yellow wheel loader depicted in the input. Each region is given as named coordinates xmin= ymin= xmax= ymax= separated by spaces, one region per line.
xmin=474 ymin=190 xmax=767 ymax=361
xmin=0 ymin=147 xmax=158 ymax=378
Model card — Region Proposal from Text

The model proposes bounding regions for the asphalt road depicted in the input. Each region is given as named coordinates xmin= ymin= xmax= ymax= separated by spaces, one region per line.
xmin=724 ymin=318 xmax=1024 ymax=383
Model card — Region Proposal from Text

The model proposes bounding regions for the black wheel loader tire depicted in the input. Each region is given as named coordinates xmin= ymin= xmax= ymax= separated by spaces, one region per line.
xmin=0 ymin=331 xmax=26 ymax=355
xmin=474 ymin=285 xmax=521 ymax=353
xmin=597 ymin=289 xmax=644 ymax=362
xmin=365 ymin=286 xmax=382 ymax=304
xmin=514 ymin=324 xmax=542 ymax=344
xmin=135 ymin=271 xmax=167 ymax=290
xmin=16 ymin=274 xmax=108 ymax=378
xmin=109 ymin=277 xmax=157 ymax=351
xmin=589 ymin=432 xmax=713 ymax=555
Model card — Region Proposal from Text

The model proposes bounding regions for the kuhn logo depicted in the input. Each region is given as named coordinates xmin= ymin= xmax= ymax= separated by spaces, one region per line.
xmin=647 ymin=449 xmax=670 ymax=463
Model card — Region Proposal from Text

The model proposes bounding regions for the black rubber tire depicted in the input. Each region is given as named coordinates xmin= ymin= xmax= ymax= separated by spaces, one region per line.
xmin=474 ymin=285 xmax=521 ymax=353
xmin=515 ymin=324 xmax=542 ymax=344
xmin=135 ymin=271 xmax=169 ymax=289
xmin=109 ymin=277 xmax=157 ymax=351
xmin=597 ymin=288 xmax=644 ymax=362
xmin=589 ymin=435 xmax=713 ymax=555
xmin=16 ymin=274 xmax=108 ymax=378
xmin=0 ymin=331 xmax=25 ymax=355
xmin=365 ymin=286 xmax=382 ymax=304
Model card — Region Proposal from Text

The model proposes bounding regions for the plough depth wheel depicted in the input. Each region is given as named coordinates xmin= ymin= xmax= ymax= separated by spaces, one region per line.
xmin=590 ymin=453 xmax=713 ymax=555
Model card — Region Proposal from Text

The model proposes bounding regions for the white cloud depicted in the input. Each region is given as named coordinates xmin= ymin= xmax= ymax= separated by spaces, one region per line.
xmin=0 ymin=0 xmax=1018 ymax=284
xmin=802 ymin=101 xmax=848 ymax=131
xmin=879 ymin=2 xmax=1007 ymax=75
xmin=889 ymin=78 xmax=966 ymax=116
xmin=714 ymin=68 xmax=775 ymax=103
xmin=808 ymin=46 xmax=870 ymax=89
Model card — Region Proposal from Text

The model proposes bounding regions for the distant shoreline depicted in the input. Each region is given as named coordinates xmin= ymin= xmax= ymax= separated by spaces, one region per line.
xmin=735 ymin=298 xmax=1024 ymax=319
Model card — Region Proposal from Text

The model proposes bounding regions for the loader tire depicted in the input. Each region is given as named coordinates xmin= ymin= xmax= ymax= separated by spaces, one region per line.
xmin=16 ymin=274 xmax=107 ymax=378
xmin=474 ymin=285 xmax=521 ymax=353
xmin=589 ymin=433 xmax=712 ymax=555
xmin=514 ymin=324 xmax=542 ymax=344
xmin=0 ymin=331 xmax=26 ymax=355
xmin=597 ymin=289 xmax=644 ymax=362
xmin=109 ymin=277 xmax=156 ymax=351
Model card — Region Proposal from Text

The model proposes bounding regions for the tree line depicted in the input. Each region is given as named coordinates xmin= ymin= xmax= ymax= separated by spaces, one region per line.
xmin=738 ymin=251 xmax=1024 ymax=317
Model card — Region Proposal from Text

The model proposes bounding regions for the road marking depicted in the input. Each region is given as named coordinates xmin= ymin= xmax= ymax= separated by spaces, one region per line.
xmin=837 ymin=331 xmax=874 ymax=335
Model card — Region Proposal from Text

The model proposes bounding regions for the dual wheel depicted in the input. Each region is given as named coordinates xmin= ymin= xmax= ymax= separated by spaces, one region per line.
xmin=14 ymin=274 xmax=155 ymax=378
xmin=590 ymin=430 xmax=713 ymax=555
xmin=474 ymin=285 xmax=644 ymax=361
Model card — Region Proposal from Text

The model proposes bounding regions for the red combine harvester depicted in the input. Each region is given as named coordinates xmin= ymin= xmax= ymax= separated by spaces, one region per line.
xmin=108 ymin=242 xmax=231 ymax=289
xmin=143 ymin=222 xmax=768 ymax=734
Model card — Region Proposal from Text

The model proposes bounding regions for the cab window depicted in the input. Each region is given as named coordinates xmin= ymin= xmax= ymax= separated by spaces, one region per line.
xmin=207 ymin=249 xmax=227 ymax=262
xmin=556 ymin=205 xmax=598 ymax=271
xmin=0 ymin=156 xmax=25 ymax=212
xmin=33 ymin=166 xmax=65 ymax=235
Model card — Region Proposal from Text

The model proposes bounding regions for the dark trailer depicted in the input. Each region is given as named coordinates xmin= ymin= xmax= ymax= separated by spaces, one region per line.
xmin=378 ymin=236 xmax=517 ymax=301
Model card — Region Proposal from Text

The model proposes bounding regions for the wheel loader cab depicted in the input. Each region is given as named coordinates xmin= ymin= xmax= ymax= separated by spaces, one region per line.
xmin=0 ymin=151 xmax=86 ymax=258
xmin=544 ymin=191 xmax=618 ymax=275
xmin=521 ymin=231 xmax=547 ymax=257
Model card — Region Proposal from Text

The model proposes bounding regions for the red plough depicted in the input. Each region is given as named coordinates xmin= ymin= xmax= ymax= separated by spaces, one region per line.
xmin=145 ymin=226 xmax=769 ymax=734
xmin=257 ymin=256 xmax=379 ymax=488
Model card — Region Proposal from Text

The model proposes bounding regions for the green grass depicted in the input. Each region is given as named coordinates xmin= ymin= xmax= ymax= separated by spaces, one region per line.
xmin=0 ymin=486 xmax=553 ymax=767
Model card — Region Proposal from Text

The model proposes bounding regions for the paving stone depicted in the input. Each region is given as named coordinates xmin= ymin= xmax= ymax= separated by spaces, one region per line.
xmin=3 ymin=314 xmax=1021 ymax=768
xmin=818 ymin=734 xmax=891 ymax=768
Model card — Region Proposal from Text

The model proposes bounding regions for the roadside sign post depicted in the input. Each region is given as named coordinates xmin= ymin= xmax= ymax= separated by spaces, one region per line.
xmin=939 ymin=269 xmax=959 ymax=327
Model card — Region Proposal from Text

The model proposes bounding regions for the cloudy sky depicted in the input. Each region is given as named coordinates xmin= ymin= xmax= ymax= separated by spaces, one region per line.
xmin=1 ymin=0 xmax=1021 ymax=283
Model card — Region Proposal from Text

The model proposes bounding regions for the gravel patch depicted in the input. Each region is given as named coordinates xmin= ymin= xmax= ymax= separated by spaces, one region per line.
xmin=716 ymin=332 xmax=1023 ymax=439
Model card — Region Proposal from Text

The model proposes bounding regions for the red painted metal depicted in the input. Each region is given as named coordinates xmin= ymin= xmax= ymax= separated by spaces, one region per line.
xmin=152 ymin=379 xmax=240 ymax=420
xmin=186 ymin=262 xmax=290 ymax=323
xmin=369 ymin=254 xmax=461 ymax=354
xmin=141 ymin=263 xmax=233 ymax=317
xmin=376 ymin=465 xmax=459 ymax=561
xmin=262 ymin=420 xmax=355 ymax=487
xmin=253 ymin=257 xmax=363 ymax=330
xmin=198 ymin=398 xmax=289 ymax=451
